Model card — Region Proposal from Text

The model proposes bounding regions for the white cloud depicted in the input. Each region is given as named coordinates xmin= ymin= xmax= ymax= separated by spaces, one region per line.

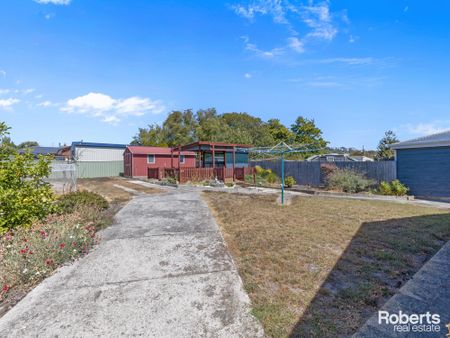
xmin=231 ymin=1 xmax=287 ymax=24
xmin=301 ymin=2 xmax=338 ymax=41
xmin=404 ymin=122 xmax=450 ymax=136
xmin=318 ymin=57 xmax=375 ymax=65
xmin=403 ymin=6 xmax=409 ymax=12
xmin=232 ymin=0 xmax=346 ymax=55
xmin=38 ymin=100 xmax=56 ymax=107
xmin=0 ymin=70 xmax=5 ymax=78
xmin=34 ymin=0 xmax=71 ymax=5
xmin=0 ymin=98 xmax=20 ymax=110
xmin=242 ymin=36 xmax=284 ymax=59
xmin=61 ymin=92 xmax=165 ymax=124
xmin=0 ymin=89 xmax=10 ymax=95
xmin=287 ymin=37 xmax=304 ymax=53
xmin=244 ymin=73 xmax=252 ymax=79
xmin=23 ymin=88 xmax=35 ymax=95
xmin=245 ymin=43 xmax=284 ymax=58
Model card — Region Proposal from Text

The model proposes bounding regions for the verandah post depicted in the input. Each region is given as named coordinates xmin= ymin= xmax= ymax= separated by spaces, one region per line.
xmin=281 ymin=153 xmax=285 ymax=205
xmin=232 ymin=146 xmax=236 ymax=182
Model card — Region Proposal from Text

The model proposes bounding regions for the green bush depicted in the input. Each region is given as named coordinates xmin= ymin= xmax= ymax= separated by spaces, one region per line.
xmin=161 ymin=176 xmax=177 ymax=185
xmin=266 ymin=172 xmax=279 ymax=184
xmin=0 ymin=122 xmax=56 ymax=233
xmin=284 ymin=176 xmax=296 ymax=188
xmin=379 ymin=180 xmax=409 ymax=196
xmin=57 ymin=191 xmax=108 ymax=214
xmin=327 ymin=169 xmax=375 ymax=193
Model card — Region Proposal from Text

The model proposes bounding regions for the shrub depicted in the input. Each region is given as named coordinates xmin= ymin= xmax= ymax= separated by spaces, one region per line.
xmin=159 ymin=176 xmax=177 ymax=185
xmin=284 ymin=176 xmax=296 ymax=188
xmin=57 ymin=191 xmax=108 ymax=214
xmin=0 ymin=149 xmax=55 ymax=234
xmin=379 ymin=181 xmax=392 ymax=195
xmin=266 ymin=172 xmax=279 ymax=184
xmin=379 ymin=180 xmax=409 ymax=196
xmin=327 ymin=169 xmax=375 ymax=193
xmin=0 ymin=209 xmax=98 ymax=301
xmin=320 ymin=163 xmax=337 ymax=180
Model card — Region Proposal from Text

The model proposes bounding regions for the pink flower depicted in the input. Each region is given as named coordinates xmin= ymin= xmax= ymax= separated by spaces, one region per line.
xmin=59 ymin=243 xmax=65 ymax=249
xmin=2 ymin=285 xmax=9 ymax=293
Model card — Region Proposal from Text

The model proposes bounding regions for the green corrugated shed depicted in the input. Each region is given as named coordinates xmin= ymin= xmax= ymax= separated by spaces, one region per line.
xmin=76 ymin=161 xmax=124 ymax=178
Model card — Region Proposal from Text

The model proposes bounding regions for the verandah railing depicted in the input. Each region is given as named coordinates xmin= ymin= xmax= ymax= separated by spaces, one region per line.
xmin=147 ymin=166 xmax=256 ymax=184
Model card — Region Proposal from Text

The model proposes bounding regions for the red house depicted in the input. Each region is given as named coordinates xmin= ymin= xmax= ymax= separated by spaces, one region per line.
xmin=124 ymin=146 xmax=196 ymax=178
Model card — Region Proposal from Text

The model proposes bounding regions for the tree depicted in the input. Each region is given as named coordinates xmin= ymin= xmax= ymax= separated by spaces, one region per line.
xmin=162 ymin=110 xmax=197 ymax=146
xmin=376 ymin=130 xmax=399 ymax=160
xmin=132 ymin=124 xmax=168 ymax=146
xmin=0 ymin=122 xmax=55 ymax=233
xmin=17 ymin=141 xmax=39 ymax=149
xmin=291 ymin=116 xmax=328 ymax=150
xmin=267 ymin=119 xmax=294 ymax=143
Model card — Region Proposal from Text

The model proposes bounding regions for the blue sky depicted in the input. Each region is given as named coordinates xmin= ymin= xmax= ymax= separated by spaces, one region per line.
xmin=1 ymin=0 xmax=450 ymax=149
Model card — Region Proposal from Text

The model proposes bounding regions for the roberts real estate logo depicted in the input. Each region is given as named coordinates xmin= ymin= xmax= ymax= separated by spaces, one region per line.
xmin=378 ymin=311 xmax=441 ymax=334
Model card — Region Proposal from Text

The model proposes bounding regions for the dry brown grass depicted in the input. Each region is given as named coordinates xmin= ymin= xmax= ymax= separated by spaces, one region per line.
xmin=203 ymin=192 xmax=450 ymax=338
xmin=77 ymin=177 xmax=161 ymax=203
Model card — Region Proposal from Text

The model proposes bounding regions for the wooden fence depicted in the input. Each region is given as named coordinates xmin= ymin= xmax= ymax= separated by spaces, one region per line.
xmin=251 ymin=160 xmax=396 ymax=187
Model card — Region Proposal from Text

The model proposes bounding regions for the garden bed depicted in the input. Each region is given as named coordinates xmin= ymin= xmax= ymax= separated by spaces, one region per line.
xmin=203 ymin=192 xmax=450 ymax=337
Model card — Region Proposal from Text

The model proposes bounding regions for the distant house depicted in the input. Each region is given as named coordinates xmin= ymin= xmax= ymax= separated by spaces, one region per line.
xmin=391 ymin=130 xmax=450 ymax=197
xmin=124 ymin=146 xmax=196 ymax=178
xmin=71 ymin=142 xmax=127 ymax=178
xmin=306 ymin=153 xmax=374 ymax=162
xmin=19 ymin=146 xmax=60 ymax=157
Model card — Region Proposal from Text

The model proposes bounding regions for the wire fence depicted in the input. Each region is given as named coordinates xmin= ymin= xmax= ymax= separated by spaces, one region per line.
xmin=47 ymin=161 xmax=77 ymax=194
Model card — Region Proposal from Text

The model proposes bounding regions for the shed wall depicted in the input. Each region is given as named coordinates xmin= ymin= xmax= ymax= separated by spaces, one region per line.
xmin=75 ymin=147 xmax=125 ymax=161
xmin=131 ymin=154 xmax=196 ymax=177
xmin=396 ymin=146 xmax=450 ymax=197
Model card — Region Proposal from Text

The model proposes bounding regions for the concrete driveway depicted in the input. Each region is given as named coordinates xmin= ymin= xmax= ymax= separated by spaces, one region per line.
xmin=0 ymin=190 xmax=264 ymax=337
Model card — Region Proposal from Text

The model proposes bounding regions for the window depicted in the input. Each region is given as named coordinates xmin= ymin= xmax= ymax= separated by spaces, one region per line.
xmin=180 ymin=155 xmax=185 ymax=164
xmin=147 ymin=154 xmax=155 ymax=164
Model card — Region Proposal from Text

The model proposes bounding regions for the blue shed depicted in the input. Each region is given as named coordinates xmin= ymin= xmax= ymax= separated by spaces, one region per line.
xmin=391 ymin=130 xmax=450 ymax=197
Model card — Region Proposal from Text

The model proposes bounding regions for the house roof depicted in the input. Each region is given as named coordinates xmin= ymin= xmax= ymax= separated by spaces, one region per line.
xmin=390 ymin=130 xmax=450 ymax=149
xmin=306 ymin=153 xmax=354 ymax=161
xmin=71 ymin=141 xmax=127 ymax=149
xmin=178 ymin=141 xmax=253 ymax=150
xmin=18 ymin=146 xmax=60 ymax=155
xmin=126 ymin=146 xmax=196 ymax=156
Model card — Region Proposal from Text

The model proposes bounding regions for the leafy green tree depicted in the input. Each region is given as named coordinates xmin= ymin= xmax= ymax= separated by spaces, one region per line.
xmin=0 ymin=122 xmax=55 ymax=233
xmin=376 ymin=130 xmax=399 ymax=160
xmin=132 ymin=124 xmax=168 ymax=146
xmin=291 ymin=116 xmax=328 ymax=150
xmin=267 ymin=119 xmax=294 ymax=143
xmin=17 ymin=141 xmax=39 ymax=149
xmin=195 ymin=108 xmax=232 ymax=142
xmin=163 ymin=109 xmax=197 ymax=146
xmin=221 ymin=112 xmax=274 ymax=146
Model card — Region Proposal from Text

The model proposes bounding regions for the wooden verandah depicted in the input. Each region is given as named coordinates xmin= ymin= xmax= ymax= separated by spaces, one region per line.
xmin=148 ymin=166 xmax=256 ymax=184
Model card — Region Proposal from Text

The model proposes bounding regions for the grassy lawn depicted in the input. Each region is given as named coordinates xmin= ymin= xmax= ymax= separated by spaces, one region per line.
xmin=203 ymin=192 xmax=450 ymax=337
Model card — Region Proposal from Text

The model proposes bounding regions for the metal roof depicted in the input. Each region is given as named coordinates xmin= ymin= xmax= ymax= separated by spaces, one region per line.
xmin=390 ymin=130 xmax=450 ymax=149
xmin=71 ymin=141 xmax=127 ymax=149
xmin=18 ymin=146 xmax=60 ymax=155
xmin=126 ymin=146 xmax=196 ymax=156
